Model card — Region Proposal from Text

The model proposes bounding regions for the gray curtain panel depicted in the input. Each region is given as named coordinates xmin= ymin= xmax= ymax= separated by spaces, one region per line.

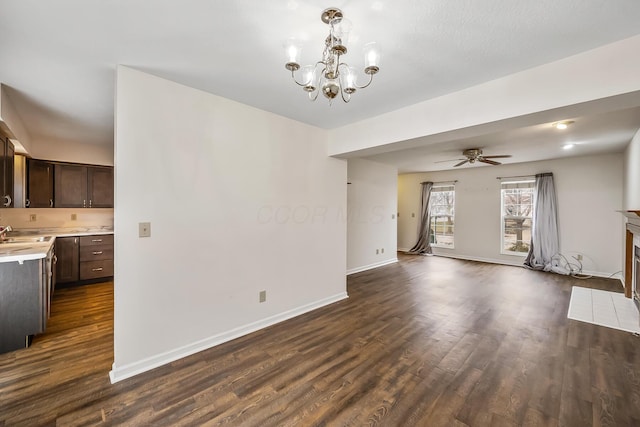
xmin=407 ymin=181 xmax=434 ymax=255
xmin=524 ymin=173 xmax=562 ymax=272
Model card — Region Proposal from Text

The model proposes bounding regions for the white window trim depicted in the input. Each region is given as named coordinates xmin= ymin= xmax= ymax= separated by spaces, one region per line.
xmin=500 ymin=179 xmax=534 ymax=256
xmin=431 ymin=184 xmax=455 ymax=249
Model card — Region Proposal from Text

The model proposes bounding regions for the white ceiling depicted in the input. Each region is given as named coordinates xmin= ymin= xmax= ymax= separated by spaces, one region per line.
xmin=1 ymin=0 xmax=640 ymax=171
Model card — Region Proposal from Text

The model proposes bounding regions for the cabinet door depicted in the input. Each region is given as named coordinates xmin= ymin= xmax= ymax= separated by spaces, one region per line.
xmin=4 ymin=141 xmax=13 ymax=207
xmin=87 ymin=167 xmax=113 ymax=208
xmin=27 ymin=159 xmax=55 ymax=208
xmin=0 ymin=137 xmax=12 ymax=208
xmin=55 ymin=237 xmax=79 ymax=283
xmin=54 ymin=164 xmax=87 ymax=207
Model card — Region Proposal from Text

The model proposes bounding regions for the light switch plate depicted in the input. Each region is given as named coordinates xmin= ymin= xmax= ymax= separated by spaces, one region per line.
xmin=139 ymin=222 xmax=151 ymax=238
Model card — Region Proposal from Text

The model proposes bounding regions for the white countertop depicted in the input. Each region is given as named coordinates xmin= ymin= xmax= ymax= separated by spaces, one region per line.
xmin=0 ymin=239 xmax=55 ymax=263
xmin=0 ymin=228 xmax=114 ymax=264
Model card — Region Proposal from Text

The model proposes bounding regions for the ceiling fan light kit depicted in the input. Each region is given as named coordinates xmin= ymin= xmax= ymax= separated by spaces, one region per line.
xmin=284 ymin=7 xmax=381 ymax=104
xmin=438 ymin=148 xmax=512 ymax=167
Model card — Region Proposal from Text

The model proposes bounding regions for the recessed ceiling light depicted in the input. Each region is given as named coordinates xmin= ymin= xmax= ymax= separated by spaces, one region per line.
xmin=553 ymin=121 xmax=574 ymax=130
xmin=563 ymin=144 xmax=574 ymax=150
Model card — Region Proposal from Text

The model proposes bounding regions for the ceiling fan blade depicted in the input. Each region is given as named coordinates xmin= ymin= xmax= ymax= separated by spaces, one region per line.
xmin=482 ymin=155 xmax=512 ymax=159
xmin=434 ymin=158 xmax=465 ymax=164
xmin=479 ymin=158 xmax=501 ymax=165
xmin=454 ymin=159 xmax=469 ymax=167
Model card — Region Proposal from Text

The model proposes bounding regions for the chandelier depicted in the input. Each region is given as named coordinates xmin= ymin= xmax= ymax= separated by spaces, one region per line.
xmin=284 ymin=7 xmax=380 ymax=104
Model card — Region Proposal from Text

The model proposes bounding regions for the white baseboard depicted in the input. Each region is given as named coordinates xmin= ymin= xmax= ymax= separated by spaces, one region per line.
xmin=347 ymin=258 xmax=398 ymax=275
xmin=431 ymin=252 xmax=622 ymax=280
xmin=397 ymin=247 xmax=410 ymax=253
xmin=109 ymin=291 xmax=348 ymax=383
xmin=431 ymin=252 xmax=525 ymax=268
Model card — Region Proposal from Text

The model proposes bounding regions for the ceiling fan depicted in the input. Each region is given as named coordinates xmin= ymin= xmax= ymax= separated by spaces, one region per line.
xmin=437 ymin=148 xmax=512 ymax=167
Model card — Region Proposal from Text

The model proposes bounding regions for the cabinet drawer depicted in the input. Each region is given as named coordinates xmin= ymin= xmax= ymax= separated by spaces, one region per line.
xmin=80 ymin=260 xmax=114 ymax=280
xmin=79 ymin=235 xmax=113 ymax=247
xmin=80 ymin=245 xmax=113 ymax=261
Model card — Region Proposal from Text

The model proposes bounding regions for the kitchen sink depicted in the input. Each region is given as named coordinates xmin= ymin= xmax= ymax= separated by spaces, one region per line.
xmin=0 ymin=236 xmax=53 ymax=244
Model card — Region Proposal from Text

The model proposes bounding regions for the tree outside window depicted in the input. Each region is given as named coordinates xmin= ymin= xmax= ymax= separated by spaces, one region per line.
xmin=430 ymin=185 xmax=455 ymax=248
xmin=501 ymin=180 xmax=534 ymax=254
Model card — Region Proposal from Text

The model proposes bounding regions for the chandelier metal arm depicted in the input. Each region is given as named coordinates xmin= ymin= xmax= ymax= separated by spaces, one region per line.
xmin=339 ymin=88 xmax=351 ymax=103
xmin=356 ymin=71 xmax=375 ymax=90
xmin=308 ymin=88 xmax=321 ymax=101
xmin=336 ymin=62 xmax=375 ymax=90
xmin=290 ymin=61 xmax=325 ymax=87
xmin=290 ymin=69 xmax=308 ymax=87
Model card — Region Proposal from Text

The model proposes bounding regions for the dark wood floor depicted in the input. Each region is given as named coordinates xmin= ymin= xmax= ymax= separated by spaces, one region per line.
xmin=1 ymin=254 xmax=639 ymax=426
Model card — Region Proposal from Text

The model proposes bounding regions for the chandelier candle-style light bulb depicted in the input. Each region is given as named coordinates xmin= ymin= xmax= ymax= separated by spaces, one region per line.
xmin=284 ymin=38 xmax=302 ymax=71
xmin=284 ymin=7 xmax=380 ymax=103
xmin=363 ymin=42 xmax=380 ymax=74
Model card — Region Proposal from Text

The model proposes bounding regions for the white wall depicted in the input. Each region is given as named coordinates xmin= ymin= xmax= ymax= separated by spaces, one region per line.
xmin=0 ymin=84 xmax=33 ymax=153
xmin=398 ymin=153 xmax=624 ymax=277
xmin=111 ymin=66 xmax=347 ymax=382
xmin=31 ymin=138 xmax=114 ymax=166
xmin=624 ymin=128 xmax=640 ymax=209
xmin=346 ymin=158 xmax=397 ymax=274
xmin=329 ymin=35 xmax=640 ymax=157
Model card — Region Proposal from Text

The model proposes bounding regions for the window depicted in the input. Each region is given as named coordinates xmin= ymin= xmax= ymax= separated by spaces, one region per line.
xmin=501 ymin=179 xmax=534 ymax=255
xmin=430 ymin=184 xmax=455 ymax=248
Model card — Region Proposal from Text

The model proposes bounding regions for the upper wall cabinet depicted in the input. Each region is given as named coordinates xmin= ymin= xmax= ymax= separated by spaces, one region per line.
xmin=54 ymin=164 xmax=113 ymax=208
xmin=26 ymin=159 xmax=55 ymax=208
xmin=87 ymin=167 xmax=114 ymax=208
xmin=0 ymin=136 xmax=14 ymax=208
xmin=25 ymin=159 xmax=113 ymax=208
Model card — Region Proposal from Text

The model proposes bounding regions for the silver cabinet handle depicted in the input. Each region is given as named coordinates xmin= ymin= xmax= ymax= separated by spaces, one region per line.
xmin=89 ymin=199 xmax=92 ymax=208
xmin=3 ymin=195 xmax=11 ymax=207
xmin=92 ymin=251 xmax=103 ymax=255
xmin=25 ymin=199 xmax=31 ymax=207
xmin=49 ymin=199 xmax=53 ymax=207
xmin=91 ymin=267 xmax=103 ymax=272
xmin=83 ymin=199 xmax=86 ymax=207
xmin=91 ymin=239 xmax=103 ymax=242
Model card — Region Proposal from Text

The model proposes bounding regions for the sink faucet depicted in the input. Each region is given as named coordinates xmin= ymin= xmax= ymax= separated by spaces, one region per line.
xmin=0 ymin=225 xmax=13 ymax=240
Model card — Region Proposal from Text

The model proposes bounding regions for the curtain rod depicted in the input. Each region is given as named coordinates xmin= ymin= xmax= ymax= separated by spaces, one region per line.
xmin=496 ymin=175 xmax=535 ymax=180
xmin=421 ymin=180 xmax=458 ymax=185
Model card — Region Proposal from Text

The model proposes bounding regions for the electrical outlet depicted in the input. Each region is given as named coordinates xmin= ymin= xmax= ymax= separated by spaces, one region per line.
xmin=577 ymin=254 xmax=583 ymax=261
xmin=412 ymin=213 xmax=415 ymax=218
xmin=376 ymin=249 xmax=379 ymax=254
xmin=138 ymin=222 xmax=151 ymax=238
xmin=381 ymin=248 xmax=384 ymax=254
xmin=391 ymin=214 xmax=395 ymax=219
xmin=259 ymin=290 xmax=266 ymax=303
xmin=29 ymin=214 xmax=37 ymax=222
xmin=71 ymin=213 xmax=77 ymax=221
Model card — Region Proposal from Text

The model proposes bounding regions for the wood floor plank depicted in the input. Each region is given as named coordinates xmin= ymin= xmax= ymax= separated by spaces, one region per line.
xmin=1 ymin=255 xmax=639 ymax=425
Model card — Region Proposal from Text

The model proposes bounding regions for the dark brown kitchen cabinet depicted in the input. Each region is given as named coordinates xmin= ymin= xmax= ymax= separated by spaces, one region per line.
xmin=87 ymin=167 xmax=114 ymax=208
xmin=56 ymin=234 xmax=113 ymax=284
xmin=55 ymin=237 xmax=79 ymax=283
xmin=0 ymin=135 xmax=14 ymax=208
xmin=79 ymin=234 xmax=114 ymax=280
xmin=26 ymin=159 xmax=55 ymax=208
xmin=54 ymin=164 xmax=113 ymax=208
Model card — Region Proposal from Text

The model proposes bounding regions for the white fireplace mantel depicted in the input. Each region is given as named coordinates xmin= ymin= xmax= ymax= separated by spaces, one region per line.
xmin=621 ymin=211 xmax=640 ymax=298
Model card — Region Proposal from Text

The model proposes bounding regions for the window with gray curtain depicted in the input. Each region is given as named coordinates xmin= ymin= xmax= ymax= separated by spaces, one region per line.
xmin=524 ymin=173 xmax=563 ymax=273
xmin=407 ymin=182 xmax=434 ymax=255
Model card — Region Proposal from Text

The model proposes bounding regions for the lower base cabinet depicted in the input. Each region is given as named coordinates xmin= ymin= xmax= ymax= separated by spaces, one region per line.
xmin=56 ymin=234 xmax=113 ymax=284
xmin=55 ymin=237 xmax=79 ymax=283
xmin=0 ymin=247 xmax=53 ymax=354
